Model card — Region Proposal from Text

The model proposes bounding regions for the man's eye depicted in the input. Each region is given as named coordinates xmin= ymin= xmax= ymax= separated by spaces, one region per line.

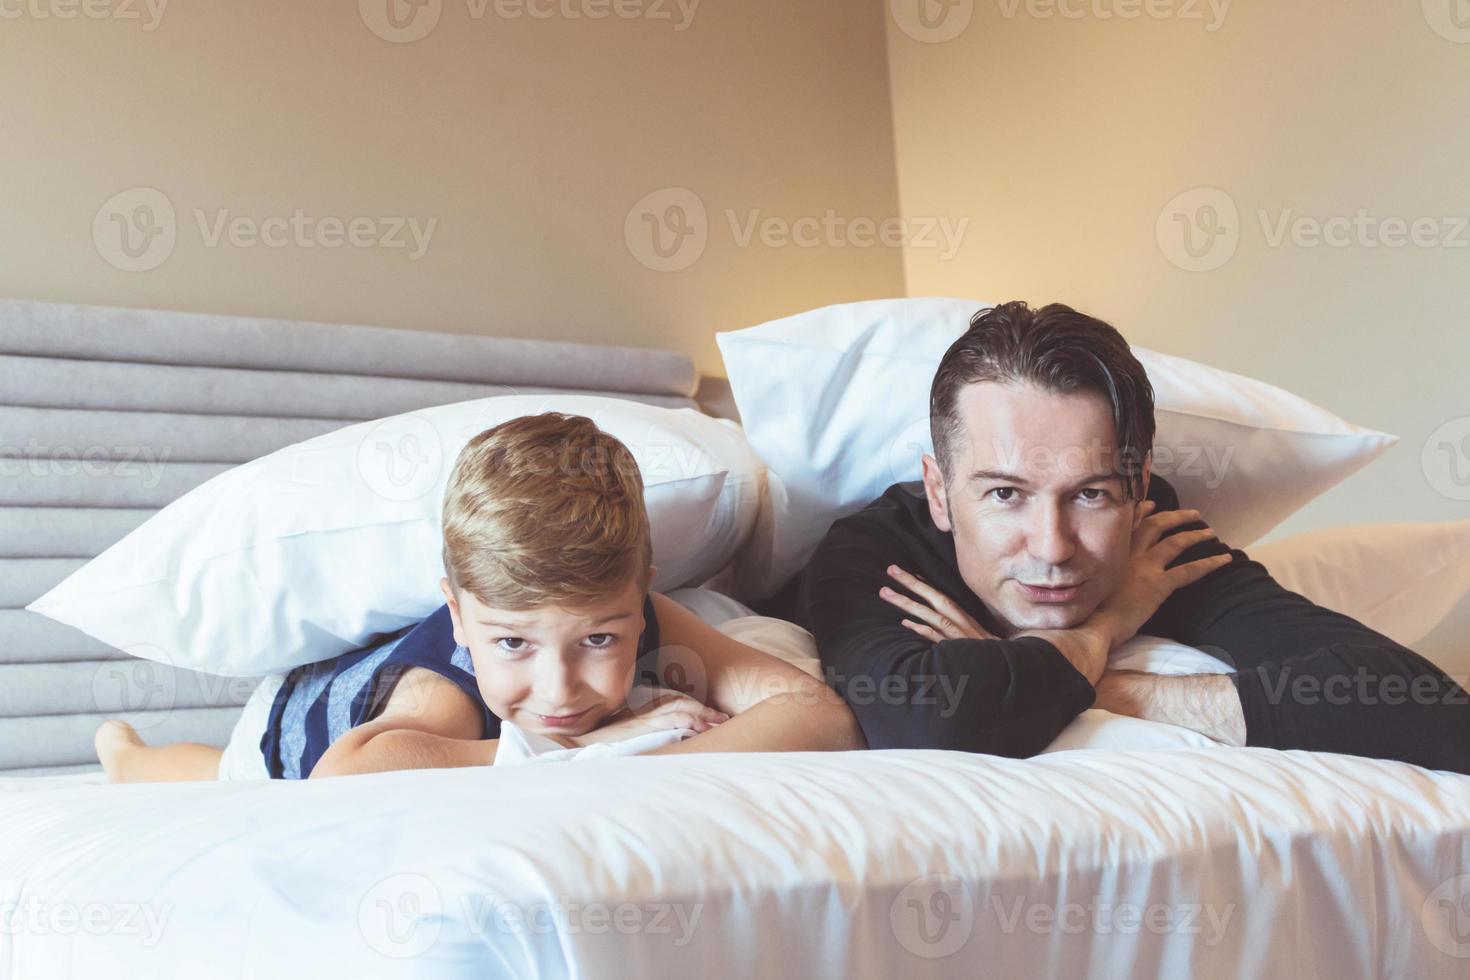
xmin=586 ymin=633 xmax=616 ymax=648
xmin=989 ymin=487 xmax=1020 ymax=504
xmin=1078 ymin=488 xmax=1110 ymax=503
xmin=495 ymin=637 xmax=528 ymax=653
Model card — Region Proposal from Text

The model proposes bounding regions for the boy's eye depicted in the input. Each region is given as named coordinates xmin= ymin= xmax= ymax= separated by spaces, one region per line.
xmin=495 ymin=637 xmax=529 ymax=653
xmin=586 ymin=633 xmax=615 ymax=648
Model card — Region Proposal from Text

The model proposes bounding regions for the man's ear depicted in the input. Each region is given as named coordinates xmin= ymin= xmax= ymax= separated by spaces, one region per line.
xmin=921 ymin=453 xmax=953 ymax=533
xmin=1131 ymin=453 xmax=1153 ymax=531
xmin=440 ymin=576 xmax=468 ymax=648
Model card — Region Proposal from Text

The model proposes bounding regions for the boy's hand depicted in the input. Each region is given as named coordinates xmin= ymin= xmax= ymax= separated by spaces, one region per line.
xmin=558 ymin=687 xmax=728 ymax=748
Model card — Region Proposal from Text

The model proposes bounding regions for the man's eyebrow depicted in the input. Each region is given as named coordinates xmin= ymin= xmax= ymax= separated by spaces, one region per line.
xmin=968 ymin=468 xmax=1122 ymax=489
xmin=968 ymin=468 xmax=1030 ymax=485
xmin=476 ymin=612 xmax=635 ymax=629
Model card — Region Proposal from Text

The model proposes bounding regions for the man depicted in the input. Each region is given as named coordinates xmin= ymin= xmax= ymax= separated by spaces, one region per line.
xmin=791 ymin=301 xmax=1470 ymax=772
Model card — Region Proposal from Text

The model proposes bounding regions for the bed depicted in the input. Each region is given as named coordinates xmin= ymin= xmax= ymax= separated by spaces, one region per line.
xmin=3 ymin=299 xmax=1469 ymax=979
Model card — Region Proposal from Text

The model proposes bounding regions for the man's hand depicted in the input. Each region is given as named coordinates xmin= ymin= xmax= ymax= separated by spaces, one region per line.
xmin=1090 ymin=501 xmax=1234 ymax=650
xmin=880 ymin=565 xmax=996 ymax=642
xmin=880 ymin=563 xmax=1112 ymax=682
xmin=1093 ymin=669 xmax=1246 ymax=746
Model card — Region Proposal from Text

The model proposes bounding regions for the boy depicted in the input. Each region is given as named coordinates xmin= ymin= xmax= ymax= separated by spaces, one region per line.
xmin=96 ymin=412 xmax=864 ymax=781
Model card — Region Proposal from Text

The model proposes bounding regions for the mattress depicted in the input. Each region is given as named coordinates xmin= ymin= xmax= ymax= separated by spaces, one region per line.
xmin=3 ymin=747 xmax=1469 ymax=979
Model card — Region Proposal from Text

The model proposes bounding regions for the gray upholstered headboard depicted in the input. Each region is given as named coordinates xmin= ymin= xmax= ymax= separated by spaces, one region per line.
xmin=0 ymin=299 xmax=708 ymax=776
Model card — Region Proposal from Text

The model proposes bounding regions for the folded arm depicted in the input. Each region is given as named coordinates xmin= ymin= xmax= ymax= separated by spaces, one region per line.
xmin=799 ymin=526 xmax=1099 ymax=756
xmin=310 ymin=667 xmax=497 ymax=778
xmin=640 ymin=592 xmax=866 ymax=755
xmin=1139 ymin=478 xmax=1470 ymax=769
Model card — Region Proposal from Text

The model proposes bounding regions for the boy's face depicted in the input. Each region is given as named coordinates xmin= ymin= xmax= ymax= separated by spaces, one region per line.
xmin=441 ymin=572 xmax=651 ymax=738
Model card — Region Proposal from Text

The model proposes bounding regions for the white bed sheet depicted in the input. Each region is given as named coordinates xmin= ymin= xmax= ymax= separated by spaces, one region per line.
xmin=3 ymin=748 xmax=1470 ymax=980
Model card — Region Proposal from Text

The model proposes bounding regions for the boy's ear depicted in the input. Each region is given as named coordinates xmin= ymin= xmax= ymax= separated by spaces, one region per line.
xmin=440 ymin=576 xmax=468 ymax=648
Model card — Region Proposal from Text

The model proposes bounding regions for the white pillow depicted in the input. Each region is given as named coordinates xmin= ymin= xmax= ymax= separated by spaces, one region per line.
xmin=28 ymin=395 xmax=763 ymax=677
xmin=1250 ymin=520 xmax=1470 ymax=648
xmin=1108 ymin=633 xmax=1235 ymax=676
xmin=1041 ymin=709 xmax=1224 ymax=754
xmin=716 ymin=297 xmax=1396 ymax=598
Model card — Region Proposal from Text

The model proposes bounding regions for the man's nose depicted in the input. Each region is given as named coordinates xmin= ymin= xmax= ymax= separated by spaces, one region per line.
xmin=1025 ymin=503 xmax=1077 ymax=567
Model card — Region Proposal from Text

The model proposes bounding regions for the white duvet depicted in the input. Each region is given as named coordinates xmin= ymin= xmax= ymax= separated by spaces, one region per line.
xmin=4 ymin=747 xmax=1470 ymax=980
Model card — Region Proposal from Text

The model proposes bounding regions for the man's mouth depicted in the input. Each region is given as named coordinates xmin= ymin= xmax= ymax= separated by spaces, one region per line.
xmin=1015 ymin=582 xmax=1084 ymax=603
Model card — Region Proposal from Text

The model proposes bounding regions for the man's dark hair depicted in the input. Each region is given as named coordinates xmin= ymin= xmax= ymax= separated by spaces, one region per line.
xmin=929 ymin=301 xmax=1156 ymax=500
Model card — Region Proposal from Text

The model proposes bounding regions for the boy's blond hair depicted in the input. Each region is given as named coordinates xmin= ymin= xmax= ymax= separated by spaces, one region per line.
xmin=441 ymin=413 xmax=652 ymax=608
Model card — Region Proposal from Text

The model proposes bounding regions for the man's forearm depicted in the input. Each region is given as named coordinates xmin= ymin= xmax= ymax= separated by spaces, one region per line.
xmin=1093 ymin=669 xmax=1246 ymax=746
xmin=1015 ymin=615 xmax=1116 ymax=685
xmin=311 ymin=729 xmax=498 ymax=778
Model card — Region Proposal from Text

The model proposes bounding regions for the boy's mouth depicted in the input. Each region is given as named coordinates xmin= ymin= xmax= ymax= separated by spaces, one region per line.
xmin=530 ymin=708 xmax=590 ymax=729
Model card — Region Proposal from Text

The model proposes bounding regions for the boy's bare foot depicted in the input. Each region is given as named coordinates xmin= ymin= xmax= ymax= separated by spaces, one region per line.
xmin=95 ymin=719 xmax=145 ymax=781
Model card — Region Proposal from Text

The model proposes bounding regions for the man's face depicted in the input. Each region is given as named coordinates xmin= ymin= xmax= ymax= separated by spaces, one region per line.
xmin=441 ymin=574 xmax=649 ymax=738
xmin=921 ymin=381 xmax=1149 ymax=635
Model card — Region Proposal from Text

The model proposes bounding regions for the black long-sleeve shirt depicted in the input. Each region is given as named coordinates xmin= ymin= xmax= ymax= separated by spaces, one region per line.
xmin=792 ymin=475 xmax=1470 ymax=772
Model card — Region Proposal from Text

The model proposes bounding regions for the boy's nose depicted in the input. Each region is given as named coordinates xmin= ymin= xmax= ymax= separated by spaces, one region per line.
xmin=531 ymin=653 xmax=578 ymax=704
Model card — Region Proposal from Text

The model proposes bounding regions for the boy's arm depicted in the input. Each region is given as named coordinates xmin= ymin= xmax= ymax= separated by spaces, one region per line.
xmin=309 ymin=667 xmax=497 ymax=778
xmin=641 ymin=593 xmax=866 ymax=754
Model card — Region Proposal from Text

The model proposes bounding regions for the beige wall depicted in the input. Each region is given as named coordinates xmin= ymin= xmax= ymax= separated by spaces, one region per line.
xmin=0 ymin=0 xmax=905 ymax=378
xmin=5 ymin=0 xmax=1466 ymax=540
xmin=885 ymin=0 xmax=1470 ymax=540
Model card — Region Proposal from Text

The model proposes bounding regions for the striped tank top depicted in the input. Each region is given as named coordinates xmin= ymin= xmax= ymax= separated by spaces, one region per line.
xmin=260 ymin=594 xmax=661 ymax=779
